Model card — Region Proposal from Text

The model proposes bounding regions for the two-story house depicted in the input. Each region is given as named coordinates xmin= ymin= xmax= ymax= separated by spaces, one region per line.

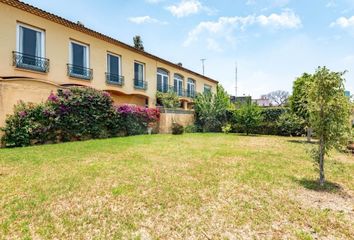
xmin=0 ymin=0 xmax=218 ymax=128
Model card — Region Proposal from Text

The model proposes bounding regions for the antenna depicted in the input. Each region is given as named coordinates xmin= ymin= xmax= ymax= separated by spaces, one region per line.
xmin=200 ymin=58 xmax=206 ymax=75
xmin=235 ymin=61 xmax=238 ymax=97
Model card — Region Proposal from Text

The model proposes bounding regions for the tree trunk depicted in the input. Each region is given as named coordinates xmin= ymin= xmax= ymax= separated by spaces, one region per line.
xmin=306 ymin=127 xmax=312 ymax=142
xmin=319 ymin=135 xmax=325 ymax=186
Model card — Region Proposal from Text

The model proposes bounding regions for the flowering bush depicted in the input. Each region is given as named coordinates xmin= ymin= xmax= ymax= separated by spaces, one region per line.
xmin=1 ymin=87 xmax=160 ymax=147
xmin=116 ymin=105 xmax=160 ymax=135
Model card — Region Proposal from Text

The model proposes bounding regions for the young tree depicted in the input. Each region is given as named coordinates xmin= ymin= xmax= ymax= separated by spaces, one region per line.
xmin=194 ymin=85 xmax=230 ymax=132
xmin=236 ymin=103 xmax=262 ymax=135
xmin=133 ymin=35 xmax=144 ymax=51
xmin=308 ymin=67 xmax=351 ymax=186
xmin=266 ymin=90 xmax=289 ymax=106
xmin=289 ymin=73 xmax=312 ymax=141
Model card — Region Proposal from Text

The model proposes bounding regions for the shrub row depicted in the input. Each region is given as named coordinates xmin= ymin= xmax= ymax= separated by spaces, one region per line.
xmin=1 ymin=87 xmax=160 ymax=147
xmin=227 ymin=107 xmax=306 ymax=136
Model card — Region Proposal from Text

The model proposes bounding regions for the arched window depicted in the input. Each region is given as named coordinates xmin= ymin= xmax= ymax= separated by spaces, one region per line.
xmin=157 ymin=68 xmax=169 ymax=93
xmin=174 ymin=74 xmax=184 ymax=96
xmin=187 ymin=78 xmax=196 ymax=98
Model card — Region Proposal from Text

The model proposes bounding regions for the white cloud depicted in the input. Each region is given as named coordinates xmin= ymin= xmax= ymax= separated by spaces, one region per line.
xmin=184 ymin=9 xmax=301 ymax=47
xmin=166 ymin=0 xmax=213 ymax=18
xmin=128 ymin=16 xmax=168 ymax=25
xmin=330 ymin=16 xmax=354 ymax=28
xmin=257 ymin=10 xmax=302 ymax=28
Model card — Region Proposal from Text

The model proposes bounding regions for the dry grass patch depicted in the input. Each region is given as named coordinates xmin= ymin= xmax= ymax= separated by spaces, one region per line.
xmin=0 ymin=134 xmax=353 ymax=239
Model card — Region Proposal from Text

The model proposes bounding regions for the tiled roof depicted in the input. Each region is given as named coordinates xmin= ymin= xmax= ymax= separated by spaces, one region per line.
xmin=1 ymin=0 xmax=218 ymax=84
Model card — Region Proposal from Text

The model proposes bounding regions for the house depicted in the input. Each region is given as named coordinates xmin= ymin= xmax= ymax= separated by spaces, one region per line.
xmin=253 ymin=95 xmax=271 ymax=107
xmin=0 ymin=0 xmax=218 ymax=128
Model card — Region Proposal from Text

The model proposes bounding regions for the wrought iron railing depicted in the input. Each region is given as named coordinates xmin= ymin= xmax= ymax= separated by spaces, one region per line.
xmin=12 ymin=51 xmax=49 ymax=73
xmin=134 ymin=79 xmax=148 ymax=90
xmin=106 ymin=73 xmax=124 ymax=86
xmin=67 ymin=64 xmax=93 ymax=80
xmin=156 ymin=82 xmax=197 ymax=98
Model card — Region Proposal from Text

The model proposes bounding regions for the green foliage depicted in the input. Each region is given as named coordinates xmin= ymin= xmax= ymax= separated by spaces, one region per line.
xmin=221 ymin=123 xmax=232 ymax=134
xmin=307 ymin=66 xmax=351 ymax=185
xmin=289 ymin=73 xmax=312 ymax=124
xmin=1 ymin=87 xmax=160 ymax=147
xmin=156 ymin=91 xmax=180 ymax=108
xmin=234 ymin=103 xmax=263 ymax=135
xmin=171 ymin=122 xmax=184 ymax=135
xmin=276 ymin=112 xmax=305 ymax=136
xmin=133 ymin=35 xmax=144 ymax=51
xmin=194 ymin=84 xmax=230 ymax=132
xmin=184 ymin=125 xmax=198 ymax=133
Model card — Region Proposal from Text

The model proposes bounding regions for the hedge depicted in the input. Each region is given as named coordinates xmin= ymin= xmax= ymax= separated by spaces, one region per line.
xmin=1 ymin=87 xmax=160 ymax=147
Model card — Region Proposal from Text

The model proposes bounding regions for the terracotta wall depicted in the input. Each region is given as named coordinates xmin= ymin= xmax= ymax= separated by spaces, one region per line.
xmin=159 ymin=111 xmax=195 ymax=133
xmin=0 ymin=79 xmax=59 ymax=129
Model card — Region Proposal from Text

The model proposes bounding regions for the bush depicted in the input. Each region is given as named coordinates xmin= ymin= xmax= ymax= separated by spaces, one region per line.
xmin=276 ymin=112 xmax=305 ymax=136
xmin=156 ymin=91 xmax=180 ymax=108
xmin=172 ymin=122 xmax=184 ymax=135
xmin=184 ymin=125 xmax=197 ymax=133
xmin=1 ymin=87 xmax=160 ymax=147
xmin=194 ymin=85 xmax=230 ymax=132
xmin=234 ymin=103 xmax=262 ymax=135
xmin=221 ymin=123 xmax=232 ymax=134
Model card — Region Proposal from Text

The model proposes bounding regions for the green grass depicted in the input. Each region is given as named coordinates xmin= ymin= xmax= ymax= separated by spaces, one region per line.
xmin=0 ymin=134 xmax=353 ymax=239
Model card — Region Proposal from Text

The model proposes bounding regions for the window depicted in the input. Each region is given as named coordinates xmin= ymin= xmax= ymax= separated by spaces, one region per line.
xmin=174 ymin=74 xmax=184 ymax=96
xmin=134 ymin=61 xmax=146 ymax=89
xmin=157 ymin=68 xmax=169 ymax=93
xmin=15 ymin=23 xmax=48 ymax=72
xmin=204 ymin=84 xmax=212 ymax=94
xmin=187 ymin=78 xmax=196 ymax=98
xmin=106 ymin=53 xmax=123 ymax=85
xmin=68 ymin=41 xmax=91 ymax=79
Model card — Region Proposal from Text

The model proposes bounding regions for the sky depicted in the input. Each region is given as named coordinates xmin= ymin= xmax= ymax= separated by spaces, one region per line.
xmin=22 ymin=0 xmax=354 ymax=98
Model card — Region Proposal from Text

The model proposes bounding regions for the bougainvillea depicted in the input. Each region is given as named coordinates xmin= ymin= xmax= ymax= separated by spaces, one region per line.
xmin=1 ymin=87 xmax=160 ymax=147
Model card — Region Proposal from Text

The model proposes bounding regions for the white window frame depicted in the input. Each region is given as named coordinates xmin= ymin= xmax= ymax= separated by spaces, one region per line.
xmin=174 ymin=74 xmax=184 ymax=94
xmin=157 ymin=68 xmax=169 ymax=89
xmin=107 ymin=52 xmax=122 ymax=76
xmin=187 ymin=78 xmax=196 ymax=93
xmin=69 ymin=40 xmax=90 ymax=68
xmin=134 ymin=61 xmax=145 ymax=81
xmin=16 ymin=23 xmax=45 ymax=58
xmin=204 ymin=84 xmax=212 ymax=93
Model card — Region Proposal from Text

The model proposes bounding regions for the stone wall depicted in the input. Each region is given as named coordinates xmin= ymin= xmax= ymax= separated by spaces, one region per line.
xmin=159 ymin=109 xmax=195 ymax=133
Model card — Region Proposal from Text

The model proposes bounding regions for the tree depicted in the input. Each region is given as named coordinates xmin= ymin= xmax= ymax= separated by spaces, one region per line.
xmin=308 ymin=67 xmax=351 ymax=186
xmin=289 ymin=73 xmax=312 ymax=141
xmin=156 ymin=91 xmax=180 ymax=109
xmin=194 ymin=85 xmax=230 ymax=132
xmin=133 ymin=35 xmax=144 ymax=51
xmin=236 ymin=103 xmax=262 ymax=135
xmin=266 ymin=90 xmax=289 ymax=106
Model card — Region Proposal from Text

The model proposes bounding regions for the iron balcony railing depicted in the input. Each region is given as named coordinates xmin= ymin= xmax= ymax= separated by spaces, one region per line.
xmin=67 ymin=64 xmax=93 ymax=80
xmin=12 ymin=51 xmax=49 ymax=73
xmin=134 ymin=79 xmax=148 ymax=90
xmin=106 ymin=73 xmax=124 ymax=86
xmin=157 ymin=82 xmax=197 ymax=98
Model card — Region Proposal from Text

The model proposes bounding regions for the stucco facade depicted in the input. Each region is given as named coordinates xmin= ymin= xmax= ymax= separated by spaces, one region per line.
xmin=0 ymin=0 xmax=218 ymax=118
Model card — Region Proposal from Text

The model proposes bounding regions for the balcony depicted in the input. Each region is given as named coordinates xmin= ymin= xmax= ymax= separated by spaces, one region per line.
xmin=12 ymin=51 xmax=49 ymax=73
xmin=134 ymin=79 xmax=148 ymax=90
xmin=67 ymin=64 xmax=93 ymax=80
xmin=157 ymin=83 xmax=197 ymax=98
xmin=106 ymin=73 xmax=124 ymax=86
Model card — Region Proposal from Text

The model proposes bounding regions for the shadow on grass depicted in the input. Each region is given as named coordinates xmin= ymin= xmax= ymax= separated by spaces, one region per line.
xmin=287 ymin=139 xmax=317 ymax=145
xmin=294 ymin=178 xmax=342 ymax=193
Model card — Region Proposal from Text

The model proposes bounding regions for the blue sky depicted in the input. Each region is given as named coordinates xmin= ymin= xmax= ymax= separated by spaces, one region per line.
xmin=23 ymin=0 xmax=354 ymax=97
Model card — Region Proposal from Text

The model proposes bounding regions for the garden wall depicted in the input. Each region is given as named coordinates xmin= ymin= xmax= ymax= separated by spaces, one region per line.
xmin=0 ymin=78 xmax=60 ymax=133
xmin=159 ymin=109 xmax=194 ymax=133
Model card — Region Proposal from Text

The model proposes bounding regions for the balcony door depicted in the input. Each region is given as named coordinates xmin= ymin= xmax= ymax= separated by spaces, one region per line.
xmin=157 ymin=68 xmax=169 ymax=92
xmin=174 ymin=74 xmax=183 ymax=96
xmin=70 ymin=41 xmax=89 ymax=76
xmin=17 ymin=24 xmax=45 ymax=66
xmin=187 ymin=78 xmax=196 ymax=97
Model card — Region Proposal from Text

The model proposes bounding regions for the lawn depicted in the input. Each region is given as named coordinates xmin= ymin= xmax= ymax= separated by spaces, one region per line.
xmin=0 ymin=134 xmax=353 ymax=239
